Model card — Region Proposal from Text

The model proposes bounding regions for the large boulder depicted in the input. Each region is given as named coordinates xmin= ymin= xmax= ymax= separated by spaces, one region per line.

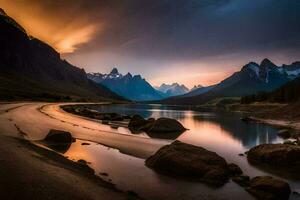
xmin=246 ymin=176 xmax=291 ymax=200
xmin=43 ymin=129 xmax=75 ymax=153
xmin=145 ymin=140 xmax=230 ymax=186
xmin=128 ymin=116 xmax=186 ymax=135
xmin=148 ymin=118 xmax=186 ymax=133
xmin=44 ymin=129 xmax=75 ymax=144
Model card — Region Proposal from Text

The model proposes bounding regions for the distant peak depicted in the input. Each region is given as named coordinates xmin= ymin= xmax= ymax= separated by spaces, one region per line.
xmin=110 ymin=68 xmax=119 ymax=74
xmin=260 ymin=58 xmax=276 ymax=67
xmin=124 ymin=72 xmax=132 ymax=78
xmin=0 ymin=8 xmax=6 ymax=16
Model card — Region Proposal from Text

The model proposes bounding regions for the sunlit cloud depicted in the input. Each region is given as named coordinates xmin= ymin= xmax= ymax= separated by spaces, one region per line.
xmin=0 ymin=0 xmax=101 ymax=53
xmin=51 ymin=24 xmax=98 ymax=53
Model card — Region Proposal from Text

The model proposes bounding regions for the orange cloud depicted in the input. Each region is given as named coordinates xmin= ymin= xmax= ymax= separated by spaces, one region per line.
xmin=0 ymin=0 xmax=101 ymax=53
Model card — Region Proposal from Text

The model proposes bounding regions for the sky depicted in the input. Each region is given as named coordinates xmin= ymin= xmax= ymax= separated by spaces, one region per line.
xmin=1 ymin=0 xmax=300 ymax=88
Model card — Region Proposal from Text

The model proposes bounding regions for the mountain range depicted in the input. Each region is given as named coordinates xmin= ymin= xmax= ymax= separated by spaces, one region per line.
xmin=0 ymin=9 xmax=121 ymax=101
xmin=88 ymin=68 xmax=163 ymax=101
xmin=155 ymin=83 xmax=189 ymax=97
xmin=159 ymin=58 xmax=300 ymax=105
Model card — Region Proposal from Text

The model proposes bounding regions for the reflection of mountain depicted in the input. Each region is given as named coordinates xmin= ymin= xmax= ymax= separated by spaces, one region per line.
xmin=193 ymin=112 xmax=279 ymax=148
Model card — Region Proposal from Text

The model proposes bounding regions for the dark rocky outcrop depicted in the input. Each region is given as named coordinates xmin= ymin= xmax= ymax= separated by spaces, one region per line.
xmin=246 ymin=176 xmax=291 ymax=200
xmin=145 ymin=141 xmax=230 ymax=186
xmin=128 ymin=115 xmax=186 ymax=136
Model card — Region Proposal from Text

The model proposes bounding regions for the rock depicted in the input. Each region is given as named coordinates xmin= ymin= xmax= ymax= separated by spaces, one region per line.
xmin=277 ymin=129 xmax=291 ymax=139
xmin=77 ymin=159 xmax=88 ymax=165
xmin=247 ymin=144 xmax=300 ymax=168
xmin=128 ymin=115 xmax=186 ymax=134
xmin=145 ymin=140 xmax=230 ymax=186
xmin=246 ymin=176 xmax=291 ymax=200
xmin=44 ymin=129 xmax=75 ymax=144
xmin=148 ymin=118 xmax=186 ymax=133
xmin=227 ymin=163 xmax=243 ymax=176
xmin=43 ymin=129 xmax=75 ymax=153
xmin=283 ymin=140 xmax=297 ymax=145
xmin=241 ymin=117 xmax=259 ymax=123
xmin=128 ymin=115 xmax=149 ymax=133
xmin=101 ymin=120 xmax=109 ymax=125
xmin=232 ymin=175 xmax=250 ymax=187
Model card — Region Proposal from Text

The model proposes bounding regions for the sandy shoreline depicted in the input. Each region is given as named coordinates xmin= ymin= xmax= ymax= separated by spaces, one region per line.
xmin=0 ymin=102 xmax=146 ymax=200
xmin=0 ymin=133 xmax=139 ymax=200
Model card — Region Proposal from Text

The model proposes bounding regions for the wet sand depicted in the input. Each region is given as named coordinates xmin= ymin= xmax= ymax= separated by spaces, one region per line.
xmin=0 ymin=133 xmax=138 ymax=200
xmin=0 ymin=102 xmax=155 ymax=200
xmin=0 ymin=102 xmax=169 ymax=158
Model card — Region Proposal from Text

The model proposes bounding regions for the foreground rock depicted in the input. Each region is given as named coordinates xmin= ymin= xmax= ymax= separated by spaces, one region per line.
xmin=246 ymin=176 xmax=291 ymax=200
xmin=43 ymin=129 xmax=75 ymax=153
xmin=44 ymin=129 xmax=75 ymax=144
xmin=247 ymin=144 xmax=300 ymax=171
xmin=145 ymin=141 xmax=230 ymax=186
xmin=128 ymin=115 xmax=186 ymax=135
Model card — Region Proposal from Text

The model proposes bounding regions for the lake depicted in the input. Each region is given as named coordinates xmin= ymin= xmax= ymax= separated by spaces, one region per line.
xmin=60 ymin=104 xmax=299 ymax=200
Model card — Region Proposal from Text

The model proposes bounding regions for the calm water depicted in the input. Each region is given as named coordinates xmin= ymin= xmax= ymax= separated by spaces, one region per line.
xmin=61 ymin=104 xmax=299 ymax=200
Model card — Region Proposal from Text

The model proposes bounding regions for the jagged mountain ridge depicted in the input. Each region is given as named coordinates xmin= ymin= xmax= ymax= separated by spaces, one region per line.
xmin=155 ymin=83 xmax=189 ymax=97
xmin=159 ymin=58 xmax=300 ymax=105
xmin=88 ymin=68 xmax=163 ymax=101
xmin=0 ymin=9 xmax=122 ymax=101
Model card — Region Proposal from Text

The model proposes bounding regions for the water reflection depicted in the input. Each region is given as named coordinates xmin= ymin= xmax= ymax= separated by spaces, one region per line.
xmin=92 ymin=104 xmax=281 ymax=150
xmin=58 ymin=104 xmax=300 ymax=200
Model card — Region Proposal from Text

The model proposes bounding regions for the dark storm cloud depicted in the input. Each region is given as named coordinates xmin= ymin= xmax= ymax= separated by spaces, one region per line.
xmin=72 ymin=0 xmax=300 ymax=60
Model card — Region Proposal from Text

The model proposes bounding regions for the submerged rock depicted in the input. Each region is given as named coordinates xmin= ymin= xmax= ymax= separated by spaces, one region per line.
xmin=246 ymin=176 xmax=291 ymax=200
xmin=145 ymin=141 xmax=230 ymax=186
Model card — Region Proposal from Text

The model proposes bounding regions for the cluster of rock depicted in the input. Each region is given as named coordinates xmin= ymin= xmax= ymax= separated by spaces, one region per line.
xmin=62 ymin=105 xmax=130 ymax=122
xmin=128 ymin=115 xmax=186 ymax=134
xmin=145 ymin=141 xmax=292 ymax=200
